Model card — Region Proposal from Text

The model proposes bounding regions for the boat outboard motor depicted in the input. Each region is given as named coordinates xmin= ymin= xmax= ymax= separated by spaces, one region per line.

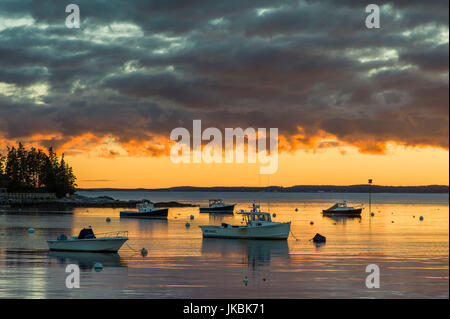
xmin=57 ymin=234 xmax=67 ymax=241
xmin=78 ymin=228 xmax=96 ymax=239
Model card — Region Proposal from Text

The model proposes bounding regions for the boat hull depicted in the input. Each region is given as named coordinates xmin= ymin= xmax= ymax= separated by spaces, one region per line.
xmin=199 ymin=204 xmax=235 ymax=214
xmin=199 ymin=222 xmax=291 ymax=240
xmin=47 ymin=237 xmax=128 ymax=252
xmin=120 ymin=208 xmax=168 ymax=219
xmin=322 ymin=208 xmax=362 ymax=216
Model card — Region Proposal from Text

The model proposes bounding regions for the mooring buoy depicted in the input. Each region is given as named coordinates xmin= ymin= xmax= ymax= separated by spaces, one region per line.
xmin=94 ymin=263 xmax=103 ymax=272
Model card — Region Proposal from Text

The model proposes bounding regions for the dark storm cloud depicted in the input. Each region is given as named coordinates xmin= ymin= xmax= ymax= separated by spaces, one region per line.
xmin=0 ymin=0 xmax=448 ymax=155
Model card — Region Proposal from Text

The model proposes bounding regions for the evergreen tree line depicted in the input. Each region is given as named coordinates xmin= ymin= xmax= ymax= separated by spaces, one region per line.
xmin=0 ymin=143 xmax=77 ymax=198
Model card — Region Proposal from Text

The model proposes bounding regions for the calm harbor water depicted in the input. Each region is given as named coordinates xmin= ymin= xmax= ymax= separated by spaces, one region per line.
xmin=0 ymin=191 xmax=448 ymax=298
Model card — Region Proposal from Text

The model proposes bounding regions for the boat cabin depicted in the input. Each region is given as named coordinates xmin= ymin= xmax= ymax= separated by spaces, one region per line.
xmin=78 ymin=228 xmax=96 ymax=239
xmin=137 ymin=201 xmax=155 ymax=212
xmin=209 ymin=199 xmax=225 ymax=207
xmin=326 ymin=201 xmax=355 ymax=211
xmin=239 ymin=211 xmax=272 ymax=223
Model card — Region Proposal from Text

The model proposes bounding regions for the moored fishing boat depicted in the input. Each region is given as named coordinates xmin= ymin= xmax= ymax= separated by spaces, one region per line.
xmin=47 ymin=228 xmax=128 ymax=252
xmin=199 ymin=203 xmax=290 ymax=240
xmin=120 ymin=201 xmax=168 ymax=219
xmin=322 ymin=201 xmax=362 ymax=216
xmin=199 ymin=199 xmax=235 ymax=214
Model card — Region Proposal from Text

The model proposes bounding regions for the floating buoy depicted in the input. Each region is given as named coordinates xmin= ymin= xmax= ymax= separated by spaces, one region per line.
xmin=391 ymin=221 xmax=394 ymax=223
xmin=190 ymin=215 xmax=194 ymax=220
xmin=185 ymin=222 xmax=190 ymax=227
xmin=28 ymin=228 xmax=35 ymax=233
xmin=310 ymin=221 xmax=314 ymax=225
xmin=312 ymin=233 xmax=326 ymax=243
xmin=106 ymin=217 xmax=111 ymax=222
xmin=272 ymin=213 xmax=276 ymax=218
xmin=413 ymin=215 xmax=415 ymax=218
xmin=370 ymin=212 xmax=374 ymax=217
xmin=141 ymin=248 xmax=148 ymax=257
xmin=262 ymin=278 xmax=266 ymax=282
xmin=94 ymin=263 xmax=103 ymax=272
xmin=419 ymin=216 xmax=424 ymax=221
xmin=295 ymin=208 xmax=298 ymax=212
xmin=243 ymin=276 xmax=248 ymax=286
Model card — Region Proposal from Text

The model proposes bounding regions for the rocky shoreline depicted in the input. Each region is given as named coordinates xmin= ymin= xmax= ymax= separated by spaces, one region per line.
xmin=0 ymin=194 xmax=196 ymax=208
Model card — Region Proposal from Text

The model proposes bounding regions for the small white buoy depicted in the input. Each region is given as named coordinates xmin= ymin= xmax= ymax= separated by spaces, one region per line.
xmin=190 ymin=215 xmax=194 ymax=220
xmin=272 ymin=213 xmax=276 ymax=218
xmin=243 ymin=276 xmax=248 ymax=286
xmin=94 ymin=262 xmax=103 ymax=272
xmin=141 ymin=248 xmax=148 ymax=257
xmin=106 ymin=217 xmax=111 ymax=222
xmin=185 ymin=222 xmax=190 ymax=227
xmin=28 ymin=228 xmax=35 ymax=233
xmin=419 ymin=216 xmax=424 ymax=221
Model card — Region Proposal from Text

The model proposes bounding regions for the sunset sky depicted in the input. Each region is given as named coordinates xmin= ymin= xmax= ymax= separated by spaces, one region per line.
xmin=0 ymin=1 xmax=448 ymax=188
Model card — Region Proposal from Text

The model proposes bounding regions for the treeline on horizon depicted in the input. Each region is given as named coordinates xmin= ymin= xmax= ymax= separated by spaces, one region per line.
xmin=78 ymin=185 xmax=449 ymax=193
xmin=0 ymin=143 xmax=77 ymax=198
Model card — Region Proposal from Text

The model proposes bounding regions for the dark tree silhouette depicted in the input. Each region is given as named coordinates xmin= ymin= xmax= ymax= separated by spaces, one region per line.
xmin=0 ymin=143 xmax=77 ymax=198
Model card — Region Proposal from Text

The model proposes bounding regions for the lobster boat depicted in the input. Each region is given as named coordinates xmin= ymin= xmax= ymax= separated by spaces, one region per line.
xmin=199 ymin=203 xmax=290 ymax=240
xmin=322 ymin=201 xmax=362 ymax=216
xmin=120 ymin=201 xmax=168 ymax=219
xmin=199 ymin=199 xmax=235 ymax=214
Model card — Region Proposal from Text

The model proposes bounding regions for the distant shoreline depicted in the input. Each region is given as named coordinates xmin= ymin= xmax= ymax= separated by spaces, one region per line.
xmin=77 ymin=185 xmax=449 ymax=194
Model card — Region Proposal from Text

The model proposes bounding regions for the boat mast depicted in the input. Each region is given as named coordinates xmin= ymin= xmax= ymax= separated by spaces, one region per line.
xmin=368 ymin=178 xmax=373 ymax=214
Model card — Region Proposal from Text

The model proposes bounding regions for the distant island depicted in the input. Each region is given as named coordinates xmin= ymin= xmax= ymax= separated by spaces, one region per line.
xmin=78 ymin=185 xmax=449 ymax=194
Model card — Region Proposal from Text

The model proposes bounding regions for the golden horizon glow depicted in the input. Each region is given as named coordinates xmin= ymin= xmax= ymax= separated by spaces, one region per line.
xmin=67 ymin=144 xmax=449 ymax=188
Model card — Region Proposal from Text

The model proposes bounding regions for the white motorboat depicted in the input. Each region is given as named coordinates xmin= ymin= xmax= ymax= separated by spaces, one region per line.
xmin=199 ymin=203 xmax=291 ymax=240
xmin=47 ymin=228 xmax=128 ymax=252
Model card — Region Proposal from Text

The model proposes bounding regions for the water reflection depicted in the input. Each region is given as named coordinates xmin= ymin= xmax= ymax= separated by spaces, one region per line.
xmin=48 ymin=251 xmax=127 ymax=270
xmin=322 ymin=214 xmax=361 ymax=224
xmin=208 ymin=213 xmax=236 ymax=223
xmin=201 ymin=238 xmax=289 ymax=269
